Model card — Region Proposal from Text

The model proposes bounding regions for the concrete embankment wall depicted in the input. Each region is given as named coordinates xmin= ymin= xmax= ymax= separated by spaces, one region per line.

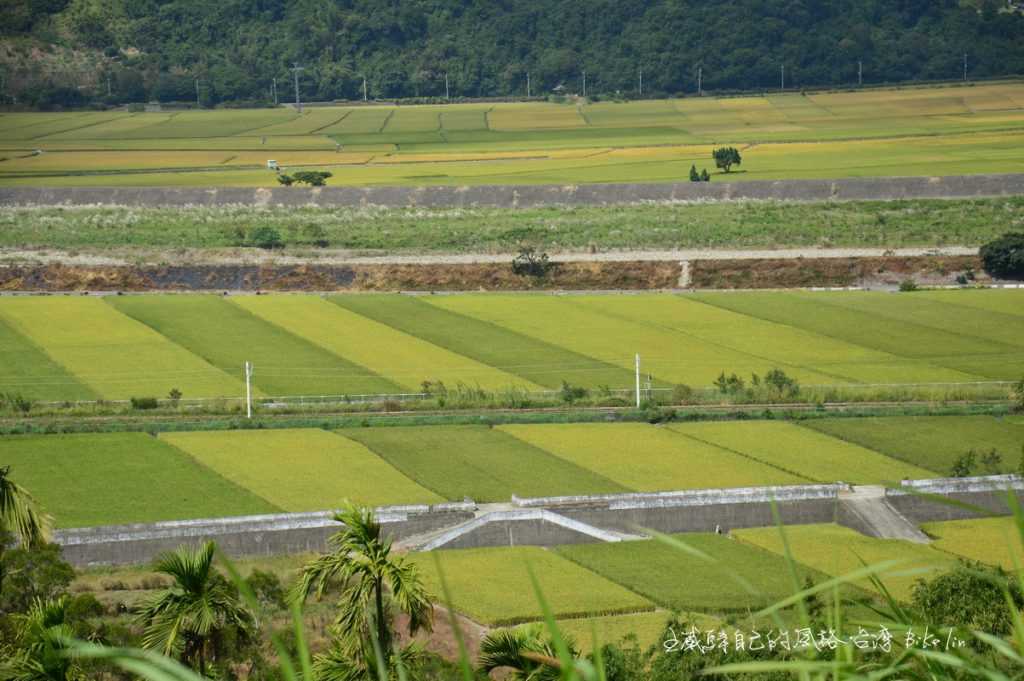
xmin=55 ymin=478 xmax=1024 ymax=566
xmin=3 ymin=173 xmax=1024 ymax=208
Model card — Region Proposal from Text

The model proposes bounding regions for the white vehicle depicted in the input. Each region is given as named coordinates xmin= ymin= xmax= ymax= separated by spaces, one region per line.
xmin=266 ymin=160 xmax=279 ymax=170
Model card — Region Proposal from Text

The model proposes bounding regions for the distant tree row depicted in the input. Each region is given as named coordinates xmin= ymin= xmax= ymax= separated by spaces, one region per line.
xmin=2 ymin=0 xmax=1024 ymax=107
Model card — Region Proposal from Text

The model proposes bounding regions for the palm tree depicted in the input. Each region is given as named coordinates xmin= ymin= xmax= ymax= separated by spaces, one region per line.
xmin=292 ymin=502 xmax=433 ymax=679
xmin=0 ymin=596 xmax=81 ymax=681
xmin=136 ymin=541 xmax=254 ymax=676
xmin=479 ymin=624 xmax=580 ymax=681
xmin=0 ymin=466 xmax=52 ymax=599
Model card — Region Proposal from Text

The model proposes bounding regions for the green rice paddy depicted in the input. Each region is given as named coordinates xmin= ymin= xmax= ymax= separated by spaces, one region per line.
xmin=3 ymin=83 xmax=1024 ymax=186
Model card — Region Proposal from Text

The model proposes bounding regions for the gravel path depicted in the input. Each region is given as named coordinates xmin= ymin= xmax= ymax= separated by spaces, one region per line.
xmin=0 ymin=246 xmax=978 ymax=267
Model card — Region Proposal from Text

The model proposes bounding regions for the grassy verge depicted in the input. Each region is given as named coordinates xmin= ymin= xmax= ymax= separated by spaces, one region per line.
xmin=0 ymin=197 xmax=1020 ymax=252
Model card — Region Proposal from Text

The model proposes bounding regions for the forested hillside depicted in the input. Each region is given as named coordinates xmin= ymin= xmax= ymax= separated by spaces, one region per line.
xmin=2 ymin=0 xmax=1024 ymax=108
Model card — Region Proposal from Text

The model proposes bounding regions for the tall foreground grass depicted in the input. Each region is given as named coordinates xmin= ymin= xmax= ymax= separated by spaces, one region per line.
xmin=67 ymin=492 xmax=1024 ymax=681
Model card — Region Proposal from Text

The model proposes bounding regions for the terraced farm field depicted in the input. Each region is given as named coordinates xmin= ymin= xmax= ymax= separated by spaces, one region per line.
xmin=3 ymin=82 xmax=1024 ymax=186
xmin=734 ymin=524 xmax=958 ymax=600
xmin=3 ymin=415 xmax=1011 ymax=528
xmin=923 ymin=517 xmax=1024 ymax=570
xmin=804 ymin=415 xmax=1024 ymax=476
xmin=0 ymin=432 xmax=277 ymax=527
xmin=408 ymin=546 xmax=654 ymax=625
xmin=1 ymin=290 xmax=1022 ymax=401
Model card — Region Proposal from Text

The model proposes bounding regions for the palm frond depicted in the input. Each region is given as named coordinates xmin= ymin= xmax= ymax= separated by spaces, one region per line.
xmin=0 ymin=466 xmax=52 ymax=547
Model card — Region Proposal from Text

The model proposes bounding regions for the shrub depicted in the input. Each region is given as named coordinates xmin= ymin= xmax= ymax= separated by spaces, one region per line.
xmin=276 ymin=174 xmax=295 ymax=186
xmin=763 ymin=368 xmax=799 ymax=398
xmin=302 ymin=223 xmax=329 ymax=248
xmin=912 ymin=560 xmax=1024 ymax=639
xmin=671 ymin=384 xmax=694 ymax=403
xmin=1014 ymin=376 xmax=1024 ymax=413
xmin=250 ymin=226 xmax=284 ymax=250
xmin=167 ymin=388 xmax=182 ymax=405
xmin=0 ymin=391 xmax=33 ymax=413
xmin=700 ymin=168 xmax=711 ymax=182
xmin=689 ymin=165 xmax=700 ymax=182
xmin=246 ymin=569 xmax=286 ymax=610
xmin=980 ymin=232 xmax=1024 ymax=279
xmin=898 ymin=279 xmax=919 ymax=292
xmin=512 ymin=246 xmax=553 ymax=277
xmin=950 ymin=450 xmax=976 ymax=477
xmin=559 ymin=380 xmax=588 ymax=403
xmin=130 ymin=396 xmax=158 ymax=410
xmin=713 ymin=372 xmax=745 ymax=394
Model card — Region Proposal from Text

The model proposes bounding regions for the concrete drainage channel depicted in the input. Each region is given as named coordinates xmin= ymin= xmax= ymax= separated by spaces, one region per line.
xmin=55 ymin=475 xmax=1024 ymax=566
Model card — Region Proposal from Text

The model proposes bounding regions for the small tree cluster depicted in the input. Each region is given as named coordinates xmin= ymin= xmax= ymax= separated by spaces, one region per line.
xmin=277 ymin=170 xmax=333 ymax=187
xmin=980 ymin=232 xmax=1024 ymax=279
xmin=512 ymin=246 xmax=553 ymax=277
xmin=950 ymin=448 xmax=1002 ymax=477
xmin=712 ymin=146 xmax=742 ymax=173
xmin=689 ymin=165 xmax=711 ymax=182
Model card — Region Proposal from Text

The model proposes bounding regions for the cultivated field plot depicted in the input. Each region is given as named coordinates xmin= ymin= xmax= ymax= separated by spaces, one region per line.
xmin=556 ymin=534 xmax=831 ymax=613
xmin=0 ymin=297 xmax=243 ymax=400
xmin=499 ymin=423 xmax=807 ymax=491
xmin=735 ymin=524 xmax=957 ymax=600
xmin=668 ymin=421 xmax=935 ymax=485
xmin=108 ymin=295 xmax=400 ymax=397
xmin=408 ymin=546 xmax=654 ymax=625
xmin=692 ymin=291 xmax=1023 ymax=382
xmin=3 ymin=82 xmax=1024 ymax=186
xmin=923 ymin=517 xmax=1024 ymax=570
xmin=0 ymin=432 xmax=277 ymax=527
xmin=546 ymin=611 xmax=688 ymax=653
xmin=803 ymin=416 xmax=1024 ymax=476
xmin=159 ymin=429 xmax=442 ymax=510
xmin=340 ymin=425 xmax=627 ymax=502
xmin=232 ymin=295 xmax=533 ymax=392
xmin=2 ymin=290 xmax=1022 ymax=401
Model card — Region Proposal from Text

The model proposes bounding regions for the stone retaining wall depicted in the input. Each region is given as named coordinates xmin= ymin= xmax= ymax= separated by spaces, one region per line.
xmin=3 ymin=173 xmax=1023 ymax=208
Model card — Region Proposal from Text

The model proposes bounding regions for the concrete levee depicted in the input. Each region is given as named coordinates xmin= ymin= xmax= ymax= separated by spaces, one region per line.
xmin=3 ymin=173 xmax=1023 ymax=208
xmin=885 ymin=475 xmax=1024 ymax=523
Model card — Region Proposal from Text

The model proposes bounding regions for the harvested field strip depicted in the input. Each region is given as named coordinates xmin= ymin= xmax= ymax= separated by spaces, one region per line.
xmin=499 ymin=423 xmax=808 ymax=491
xmin=556 ymin=534 xmax=833 ymax=613
xmin=108 ymin=295 xmax=400 ymax=397
xmin=922 ymin=517 xmax=1024 ymax=570
xmin=340 ymin=425 xmax=627 ymax=502
xmin=573 ymin=294 xmax=907 ymax=385
xmin=0 ymin=297 xmax=243 ymax=399
xmin=801 ymin=415 xmax=1024 ymax=476
xmin=0 ymin=317 xmax=96 ymax=402
xmin=408 ymin=546 xmax=654 ymax=626
xmin=734 ymin=524 xmax=957 ymax=601
xmin=667 ymin=421 xmax=934 ymax=485
xmin=329 ymin=295 xmax=635 ymax=389
xmin=232 ymin=296 xmax=535 ymax=391
xmin=0 ymin=432 xmax=279 ymax=527
xmin=691 ymin=292 xmax=999 ymax=381
xmin=426 ymin=294 xmax=834 ymax=388
xmin=160 ymin=428 xmax=442 ymax=510
xmin=806 ymin=291 xmax=1024 ymax=351
xmin=918 ymin=289 xmax=1024 ymax=318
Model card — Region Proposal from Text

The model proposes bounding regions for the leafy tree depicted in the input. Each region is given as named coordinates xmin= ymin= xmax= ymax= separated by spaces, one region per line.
xmin=249 ymin=226 xmax=284 ymax=250
xmin=764 ymin=368 xmax=799 ymax=398
xmin=0 ymin=536 xmax=74 ymax=614
xmin=980 ymin=232 xmax=1024 ymax=280
xmin=292 ymin=502 xmax=433 ymax=680
xmin=712 ymin=147 xmax=742 ymax=173
xmin=689 ymin=165 xmax=700 ymax=182
xmin=277 ymin=174 xmax=295 ymax=186
xmin=700 ymin=168 xmax=711 ymax=182
xmin=136 ymin=541 xmax=255 ymax=675
xmin=0 ymin=466 xmax=51 ymax=600
xmin=479 ymin=623 xmax=579 ymax=680
xmin=292 ymin=171 xmax=333 ymax=187
xmin=512 ymin=246 xmax=552 ymax=277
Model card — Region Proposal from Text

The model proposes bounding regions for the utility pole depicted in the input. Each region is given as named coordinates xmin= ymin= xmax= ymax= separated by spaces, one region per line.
xmin=582 ymin=69 xmax=587 ymax=98
xmin=858 ymin=60 xmax=863 ymax=87
xmin=363 ymin=76 xmax=368 ymax=101
xmin=244 ymin=361 xmax=253 ymax=419
xmin=272 ymin=78 xmax=278 ymax=105
xmin=639 ymin=68 xmax=643 ymax=97
xmin=634 ymin=354 xmax=641 ymax=408
xmin=963 ymin=53 xmax=968 ymax=82
xmin=106 ymin=73 xmax=112 ymax=97
xmin=697 ymin=66 xmax=703 ymax=96
xmin=291 ymin=63 xmax=304 ymax=113
xmin=780 ymin=64 xmax=785 ymax=91
xmin=445 ymin=72 xmax=449 ymax=100
xmin=195 ymin=78 xmax=200 ymax=106
xmin=526 ymin=71 xmax=531 ymax=98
